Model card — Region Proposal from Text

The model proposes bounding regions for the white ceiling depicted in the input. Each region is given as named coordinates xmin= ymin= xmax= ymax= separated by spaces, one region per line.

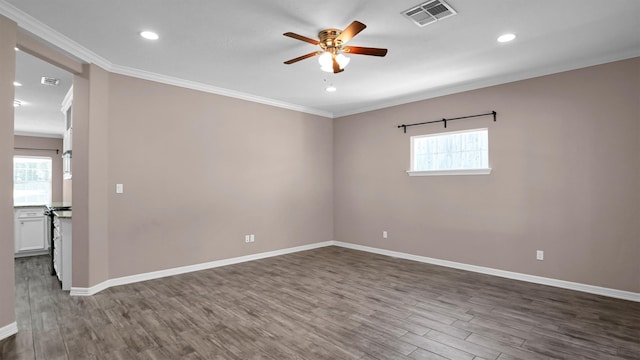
xmin=14 ymin=51 xmax=72 ymax=137
xmin=4 ymin=0 xmax=640 ymax=137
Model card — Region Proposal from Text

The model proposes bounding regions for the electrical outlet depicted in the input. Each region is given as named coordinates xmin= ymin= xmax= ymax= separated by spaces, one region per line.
xmin=536 ymin=250 xmax=544 ymax=261
xmin=250 ymin=234 xmax=255 ymax=243
xmin=383 ymin=231 xmax=388 ymax=239
xmin=245 ymin=235 xmax=251 ymax=243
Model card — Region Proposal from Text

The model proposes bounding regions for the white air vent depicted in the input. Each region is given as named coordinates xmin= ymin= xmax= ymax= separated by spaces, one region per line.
xmin=403 ymin=0 xmax=457 ymax=27
xmin=41 ymin=76 xmax=60 ymax=86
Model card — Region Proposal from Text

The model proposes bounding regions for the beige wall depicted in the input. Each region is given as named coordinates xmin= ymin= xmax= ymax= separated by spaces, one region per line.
xmin=87 ymin=64 xmax=109 ymax=286
xmin=0 ymin=15 xmax=17 ymax=331
xmin=334 ymin=57 xmax=640 ymax=293
xmin=71 ymin=71 xmax=90 ymax=287
xmin=106 ymin=74 xmax=334 ymax=278
xmin=1 ymin=22 xmax=638 ymax=338
xmin=13 ymin=136 xmax=63 ymax=203
xmin=71 ymin=64 xmax=110 ymax=288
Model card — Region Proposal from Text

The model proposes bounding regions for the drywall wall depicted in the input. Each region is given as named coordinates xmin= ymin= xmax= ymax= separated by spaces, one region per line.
xmin=71 ymin=64 xmax=110 ymax=288
xmin=86 ymin=64 xmax=109 ymax=287
xmin=0 ymin=14 xmax=17 ymax=334
xmin=106 ymin=73 xmax=333 ymax=278
xmin=334 ymin=57 xmax=640 ymax=293
xmin=13 ymin=136 xmax=63 ymax=202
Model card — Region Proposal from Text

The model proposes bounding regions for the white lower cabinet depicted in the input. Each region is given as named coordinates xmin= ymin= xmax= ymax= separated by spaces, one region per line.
xmin=53 ymin=214 xmax=72 ymax=290
xmin=14 ymin=208 xmax=47 ymax=255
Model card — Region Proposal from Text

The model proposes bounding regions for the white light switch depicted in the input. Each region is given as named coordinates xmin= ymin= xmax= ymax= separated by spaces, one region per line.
xmin=536 ymin=250 xmax=544 ymax=261
xmin=383 ymin=231 xmax=388 ymax=239
xmin=116 ymin=183 xmax=124 ymax=194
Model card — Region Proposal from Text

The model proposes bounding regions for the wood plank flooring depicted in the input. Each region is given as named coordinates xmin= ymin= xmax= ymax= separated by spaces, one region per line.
xmin=1 ymin=246 xmax=639 ymax=359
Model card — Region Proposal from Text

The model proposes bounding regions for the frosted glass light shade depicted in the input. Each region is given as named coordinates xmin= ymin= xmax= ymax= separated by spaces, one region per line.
xmin=318 ymin=52 xmax=350 ymax=72
xmin=318 ymin=52 xmax=332 ymax=68
xmin=336 ymin=54 xmax=350 ymax=68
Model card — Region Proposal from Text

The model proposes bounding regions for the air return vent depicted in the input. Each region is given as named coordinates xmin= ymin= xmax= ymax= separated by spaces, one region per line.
xmin=40 ymin=76 xmax=60 ymax=86
xmin=403 ymin=0 xmax=457 ymax=27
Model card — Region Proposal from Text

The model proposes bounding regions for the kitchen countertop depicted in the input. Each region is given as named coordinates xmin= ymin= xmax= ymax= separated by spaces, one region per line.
xmin=47 ymin=202 xmax=73 ymax=209
xmin=53 ymin=210 xmax=72 ymax=219
xmin=14 ymin=202 xmax=73 ymax=209
xmin=14 ymin=204 xmax=48 ymax=209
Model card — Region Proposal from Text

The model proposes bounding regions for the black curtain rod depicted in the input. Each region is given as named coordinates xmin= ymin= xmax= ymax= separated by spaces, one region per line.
xmin=398 ymin=111 xmax=497 ymax=133
xmin=14 ymin=147 xmax=59 ymax=154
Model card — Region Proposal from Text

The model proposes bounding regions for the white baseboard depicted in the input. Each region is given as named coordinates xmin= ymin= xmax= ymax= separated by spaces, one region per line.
xmin=0 ymin=322 xmax=18 ymax=341
xmin=70 ymin=280 xmax=111 ymax=296
xmin=70 ymin=239 xmax=639 ymax=302
xmin=332 ymin=241 xmax=640 ymax=302
xmin=70 ymin=241 xmax=334 ymax=296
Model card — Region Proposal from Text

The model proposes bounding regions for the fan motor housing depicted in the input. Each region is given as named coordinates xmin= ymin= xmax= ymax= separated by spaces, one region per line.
xmin=318 ymin=28 xmax=342 ymax=49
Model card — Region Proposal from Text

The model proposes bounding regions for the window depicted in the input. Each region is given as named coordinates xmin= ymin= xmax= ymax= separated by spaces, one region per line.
xmin=408 ymin=128 xmax=491 ymax=176
xmin=13 ymin=156 xmax=53 ymax=206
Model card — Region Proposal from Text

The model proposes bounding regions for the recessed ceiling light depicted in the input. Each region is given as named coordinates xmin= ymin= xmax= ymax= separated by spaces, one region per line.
xmin=325 ymin=86 xmax=337 ymax=92
xmin=13 ymin=99 xmax=22 ymax=107
xmin=13 ymin=81 xmax=22 ymax=87
xmin=497 ymin=33 xmax=516 ymax=43
xmin=140 ymin=31 xmax=159 ymax=40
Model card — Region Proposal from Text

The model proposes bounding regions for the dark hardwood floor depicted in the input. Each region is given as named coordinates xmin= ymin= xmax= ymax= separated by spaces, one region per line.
xmin=1 ymin=246 xmax=639 ymax=360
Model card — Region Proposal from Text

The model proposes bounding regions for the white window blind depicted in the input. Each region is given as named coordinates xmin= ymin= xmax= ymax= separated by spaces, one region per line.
xmin=408 ymin=128 xmax=491 ymax=176
xmin=14 ymin=156 xmax=53 ymax=205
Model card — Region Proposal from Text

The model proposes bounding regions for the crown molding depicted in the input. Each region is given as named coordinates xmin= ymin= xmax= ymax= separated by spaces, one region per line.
xmin=3 ymin=0 xmax=637 ymax=121
xmin=334 ymin=49 xmax=640 ymax=118
xmin=0 ymin=0 xmax=110 ymax=69
xmin=109 ymin=64 xmax=334 ymax=118
xmin=0 ymin=0 xmax=334 ymax=119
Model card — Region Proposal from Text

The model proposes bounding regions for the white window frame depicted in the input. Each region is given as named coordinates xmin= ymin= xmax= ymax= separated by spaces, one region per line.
xmin=13 ymin=156 xmax=53 ymax=206
xmin=407 ymin=128 xmax=492 ymax=176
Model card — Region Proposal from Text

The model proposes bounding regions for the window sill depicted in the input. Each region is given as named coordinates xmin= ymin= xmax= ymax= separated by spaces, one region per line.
xmin=407 ymin=168 xmax=492 ymax=176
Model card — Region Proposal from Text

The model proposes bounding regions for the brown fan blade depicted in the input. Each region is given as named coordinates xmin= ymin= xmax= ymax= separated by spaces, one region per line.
xmin=284 ymin=51 xmax=322 ymax=64
xmin=335 ymin=21 xmax=366 ymax=45
xmin=332 ymin=56 xmax=343 ymax=73
xmin=343 ymin=46 xmax=388 ymax=57
xmin=283 ymin=32 xmax=319 ymax=45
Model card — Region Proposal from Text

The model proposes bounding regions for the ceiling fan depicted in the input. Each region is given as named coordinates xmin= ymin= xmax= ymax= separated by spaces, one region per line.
xmin=283 ymin=21 xmax=388 ymax=74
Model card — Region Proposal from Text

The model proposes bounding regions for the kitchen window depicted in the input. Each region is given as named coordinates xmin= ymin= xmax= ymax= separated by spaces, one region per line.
xmin=407 ymin=128 xmax=491 ymax=176
xmin=13 ymin=156 xmax=53 ymax=206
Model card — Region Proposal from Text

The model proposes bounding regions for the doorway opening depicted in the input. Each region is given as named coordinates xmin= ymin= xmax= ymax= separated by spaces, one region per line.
xmin=13 ymin=49 xmax=73 ymax=294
